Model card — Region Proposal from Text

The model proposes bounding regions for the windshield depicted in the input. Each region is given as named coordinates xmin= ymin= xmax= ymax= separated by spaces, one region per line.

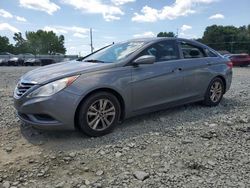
xmin=83 ymin=41 xmax=145 ymax=63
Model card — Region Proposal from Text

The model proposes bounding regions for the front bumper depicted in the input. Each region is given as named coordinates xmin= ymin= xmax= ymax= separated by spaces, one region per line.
xmin=14 ymin=90 xmax=81 ymax=130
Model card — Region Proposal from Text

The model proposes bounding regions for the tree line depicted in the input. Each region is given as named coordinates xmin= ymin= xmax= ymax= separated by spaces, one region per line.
xmin=158 ymin=24 xmax=250 ymax=54
xmin=1 ymin=25 xmax=250 ymax=55
xmin=0 ymin=30 xmax=66 ymax=55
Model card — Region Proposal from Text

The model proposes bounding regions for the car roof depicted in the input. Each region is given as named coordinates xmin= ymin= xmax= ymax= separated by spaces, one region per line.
xmin=127 ymin=37 xmax=207 ymax=47
xmin=0 ymin=52 xmax=13 ymax=55
xmin=128 ymin=37 xmax=176 ymax=42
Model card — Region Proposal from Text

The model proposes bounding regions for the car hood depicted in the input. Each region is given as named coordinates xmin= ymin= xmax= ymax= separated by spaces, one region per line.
xmin=21 ymin=60 xmax=115 ymax=84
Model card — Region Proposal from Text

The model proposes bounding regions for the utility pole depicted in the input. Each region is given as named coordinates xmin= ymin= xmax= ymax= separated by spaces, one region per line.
xmin=176 ymin=28 xmax=179 ymax=38
xmin=90 ymin=28 xmax=94 ymax=53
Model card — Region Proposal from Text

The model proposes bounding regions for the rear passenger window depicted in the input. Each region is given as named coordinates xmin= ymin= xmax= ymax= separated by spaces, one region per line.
xmin=180 ymin=42 xmax=205 ymax=59
xmin=205 ymin=48 xmax=218 ymax=57
xmin=139 ymin=41 xmax=179 ymax=62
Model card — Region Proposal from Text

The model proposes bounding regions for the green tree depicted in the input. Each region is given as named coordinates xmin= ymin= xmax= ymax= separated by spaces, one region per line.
xmin=25 ymin=30 xmax=66 ymax=54
xmin=13 ymin=30 xmax=66 ymax=55
xmin=200 ymin=24 xmax=250 ymax=54
xmin=0 ymin=35 xmax=14 ymax=53
xmin=13 ymin=32 xmax=26 ymax=46
xmin=13 ymin=32 xmax=30 ymax=54
xmin=157 ymin=32 xmax=175 ymax=37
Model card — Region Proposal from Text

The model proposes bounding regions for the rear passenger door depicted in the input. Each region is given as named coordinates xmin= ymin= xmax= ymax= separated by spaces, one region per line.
xmin=178 ymin=40 xmax=212 ymax=98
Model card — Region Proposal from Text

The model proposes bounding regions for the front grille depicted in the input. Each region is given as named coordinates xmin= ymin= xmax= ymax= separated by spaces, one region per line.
xmin=15 ymin=82 xmax=35 ymax=97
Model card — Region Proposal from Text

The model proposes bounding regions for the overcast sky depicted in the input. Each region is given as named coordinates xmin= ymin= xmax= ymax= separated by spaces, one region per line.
xmin=0 ymin=0 xmax=250 ymax=55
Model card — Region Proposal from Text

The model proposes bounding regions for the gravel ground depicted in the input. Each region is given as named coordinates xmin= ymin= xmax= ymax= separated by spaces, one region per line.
xmin=0 ymin=66 xmax=249 ymax=188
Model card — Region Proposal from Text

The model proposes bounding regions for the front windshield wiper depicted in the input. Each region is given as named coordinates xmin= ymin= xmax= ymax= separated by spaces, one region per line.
xmin=84 ymin=59 xmax=105 ymax=63
xmin=77 ymin=43 xmax=115 ymax=62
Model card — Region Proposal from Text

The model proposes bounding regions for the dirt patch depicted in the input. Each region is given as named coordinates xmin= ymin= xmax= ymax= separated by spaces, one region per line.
xmin=0 ymin=67 xmax=249 ymax=187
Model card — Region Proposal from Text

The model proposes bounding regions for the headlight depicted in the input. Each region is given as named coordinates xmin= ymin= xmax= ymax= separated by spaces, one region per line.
xmin=27 ymin=75 xmax=79 ymax=98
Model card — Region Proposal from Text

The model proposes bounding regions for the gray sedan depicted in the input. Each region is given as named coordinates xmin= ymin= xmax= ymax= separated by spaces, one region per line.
xmin=14 ymin=38 xmax=233 ymax=136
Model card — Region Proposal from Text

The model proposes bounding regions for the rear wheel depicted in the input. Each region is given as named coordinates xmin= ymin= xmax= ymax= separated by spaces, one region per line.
xmin=203 ymin=77 xmax=224 ymax=106
xmin=78 ymin=92 xmax=121 ymax=137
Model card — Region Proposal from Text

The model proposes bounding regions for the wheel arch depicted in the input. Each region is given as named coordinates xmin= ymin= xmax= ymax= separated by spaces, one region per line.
xmin=214 ymin=75 xmax=227 ymax=94
xmin=74 ymin=87 xmax=125 ymax=130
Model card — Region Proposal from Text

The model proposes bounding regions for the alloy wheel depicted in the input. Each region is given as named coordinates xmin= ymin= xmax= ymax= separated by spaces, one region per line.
xmin=86 ymin=99 xmax=116 ymax=131
xmin=210 ymin=81 xmax=223 ymax=103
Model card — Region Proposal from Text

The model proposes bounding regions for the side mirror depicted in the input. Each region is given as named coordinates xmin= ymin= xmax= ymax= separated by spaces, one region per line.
xmin=133 ymin=55 xmax=155 ymax=65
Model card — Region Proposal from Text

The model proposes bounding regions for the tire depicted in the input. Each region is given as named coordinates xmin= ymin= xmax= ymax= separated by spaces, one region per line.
xmin=78 ymin=92 xmax=121 ymax=137
xmin=203 ymin=77 xmax=225 ymax=107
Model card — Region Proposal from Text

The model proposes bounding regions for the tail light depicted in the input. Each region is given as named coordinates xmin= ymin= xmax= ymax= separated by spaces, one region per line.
xmin=226 ymin=61 xmax=233 ymax=68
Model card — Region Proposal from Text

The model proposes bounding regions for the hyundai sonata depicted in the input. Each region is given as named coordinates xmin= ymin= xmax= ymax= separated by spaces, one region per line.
xmin=14 ymin=38 xmax=233 ymax=136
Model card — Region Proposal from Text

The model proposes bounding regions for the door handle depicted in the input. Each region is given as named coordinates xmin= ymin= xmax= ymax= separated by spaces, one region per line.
xmin=207 ymin=62 xmax=212 ymax=66
xmin=172 ymin=68 xmax=182 ymax=72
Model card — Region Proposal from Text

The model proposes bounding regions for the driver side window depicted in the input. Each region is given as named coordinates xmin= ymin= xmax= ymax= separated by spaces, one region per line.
xmin=138 ymin=41 xmax=179 ymax=62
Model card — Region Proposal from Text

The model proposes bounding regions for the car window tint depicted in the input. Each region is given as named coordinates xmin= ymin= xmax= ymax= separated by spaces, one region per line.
xmin=205 ymin=48 xmax=218 ymax=57
xmin=180 ymin=42 xmax=205 ymax=59
xmin=139 ymin=41 xmax=179 ymax=62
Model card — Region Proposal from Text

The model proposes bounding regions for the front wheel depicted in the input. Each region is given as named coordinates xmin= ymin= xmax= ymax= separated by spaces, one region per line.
xmin=203 ymin=77 xmax=225 ymax=106
xmin=78 ymin=92 xmax=121 ymax=137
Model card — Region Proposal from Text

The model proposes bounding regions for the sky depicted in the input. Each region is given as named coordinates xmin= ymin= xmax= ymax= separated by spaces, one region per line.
xmin=0 ymin=0 xmax=250 ymax=55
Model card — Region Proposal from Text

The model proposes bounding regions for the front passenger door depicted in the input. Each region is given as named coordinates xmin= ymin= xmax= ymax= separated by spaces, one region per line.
xmin=131 ymin=40 xmax=185 ymax=112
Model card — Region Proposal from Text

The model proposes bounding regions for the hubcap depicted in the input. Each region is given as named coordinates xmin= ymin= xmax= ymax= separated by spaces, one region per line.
xmin=210 ymin=81 xmax=223 ymax=103
xmin=86 ymin=99 xmax=116 ymax=131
